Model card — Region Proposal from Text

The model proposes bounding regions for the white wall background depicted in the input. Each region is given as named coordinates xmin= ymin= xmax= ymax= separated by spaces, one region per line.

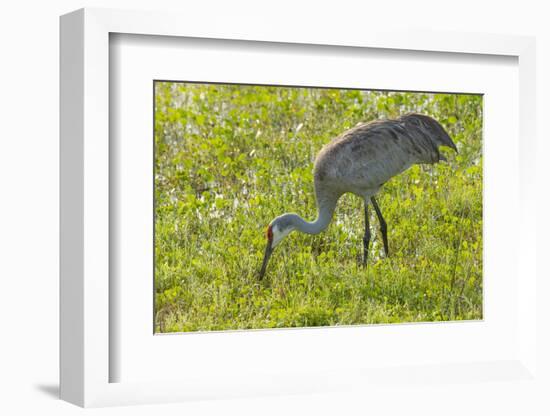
xmin=1 ymin=1 xmax=548 ymax=414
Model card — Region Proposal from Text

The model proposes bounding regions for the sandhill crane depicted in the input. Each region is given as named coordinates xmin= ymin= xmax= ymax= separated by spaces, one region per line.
xmin=258 ymin=113 xmax=457 ymax=280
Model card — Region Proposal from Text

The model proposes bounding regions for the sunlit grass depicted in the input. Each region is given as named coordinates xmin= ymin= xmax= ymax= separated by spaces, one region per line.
xmin=154 ymin=83 xmax=483 ymax=333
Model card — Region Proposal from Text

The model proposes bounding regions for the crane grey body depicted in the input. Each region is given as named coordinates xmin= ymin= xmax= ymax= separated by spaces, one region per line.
xmin=259 ymin=113 xmax=457 ymax=279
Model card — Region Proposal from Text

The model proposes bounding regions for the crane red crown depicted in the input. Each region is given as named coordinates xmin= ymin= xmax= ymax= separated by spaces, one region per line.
xmin=266 ymin=225 xmax=273 ymax=242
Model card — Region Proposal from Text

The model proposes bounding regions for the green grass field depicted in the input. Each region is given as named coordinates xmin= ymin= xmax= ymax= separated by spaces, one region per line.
xmin=154 ymin=82 xmax=483 ymax=333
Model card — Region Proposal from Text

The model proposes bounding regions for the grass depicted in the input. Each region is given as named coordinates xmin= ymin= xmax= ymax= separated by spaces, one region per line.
xmin=154 ymin=82 xmax=483 ymax=333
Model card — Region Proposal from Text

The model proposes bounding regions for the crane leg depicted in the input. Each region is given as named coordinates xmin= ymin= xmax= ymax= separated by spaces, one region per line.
xmin=370 ymin=196 xmax=389 ymax=256
xmin=362 ymin=202 xmax=371 ymax=267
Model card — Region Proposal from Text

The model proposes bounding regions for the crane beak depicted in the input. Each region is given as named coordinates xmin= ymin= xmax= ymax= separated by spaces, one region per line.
xmin=258 ymin=241 xmax=273 ymax=280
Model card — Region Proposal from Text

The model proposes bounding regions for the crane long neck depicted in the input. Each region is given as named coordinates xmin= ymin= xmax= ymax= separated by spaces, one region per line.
xmin=289 ymin=193 xmax=339 ymax=235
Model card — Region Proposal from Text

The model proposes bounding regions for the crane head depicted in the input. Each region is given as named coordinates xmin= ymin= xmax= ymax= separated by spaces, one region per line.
xmin=258 ymin=225 xmax=274 ymax=280
xmin=258 ymin=217 xmax=295 ymax=280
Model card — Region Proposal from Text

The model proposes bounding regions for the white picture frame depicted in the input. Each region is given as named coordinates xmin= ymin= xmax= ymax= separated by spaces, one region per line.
xmin=60 ymin=7 xmax=538 ymax=408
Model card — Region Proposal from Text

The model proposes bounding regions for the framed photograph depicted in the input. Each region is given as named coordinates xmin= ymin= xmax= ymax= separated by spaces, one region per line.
xmin=151 ymin=81 xmax=482 ymax=334
xmin=60 ymin=8 xmax=538 ymax=408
